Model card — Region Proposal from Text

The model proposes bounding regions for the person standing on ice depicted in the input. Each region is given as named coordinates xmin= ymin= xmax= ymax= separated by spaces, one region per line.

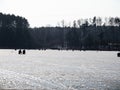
xmin=23 ymin=49 xmax=26 ymax=54
xmin=18 ymin=49 xmax=22 ymax=54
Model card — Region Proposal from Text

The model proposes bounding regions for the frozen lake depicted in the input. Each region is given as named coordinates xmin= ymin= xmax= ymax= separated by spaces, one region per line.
xmin=0 ymin=50 xmax=120 ymax=90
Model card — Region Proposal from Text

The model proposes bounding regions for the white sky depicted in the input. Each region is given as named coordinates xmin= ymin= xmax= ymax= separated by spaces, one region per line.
xmin=0 ymin=0 xmax=120 ymax=27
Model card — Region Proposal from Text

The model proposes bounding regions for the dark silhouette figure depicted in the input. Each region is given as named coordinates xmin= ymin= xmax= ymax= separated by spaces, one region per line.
xmin=18 ymin=49 xmax=22 ymax=54
xmin=23 ymin=49 xmax=26 ymax=54
xmin=117 ymin=52 xmax=120 ymax=57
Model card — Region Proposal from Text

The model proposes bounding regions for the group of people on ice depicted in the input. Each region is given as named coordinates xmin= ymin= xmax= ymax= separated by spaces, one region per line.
xmin=18 ymin=49 xmax=26 ymax=55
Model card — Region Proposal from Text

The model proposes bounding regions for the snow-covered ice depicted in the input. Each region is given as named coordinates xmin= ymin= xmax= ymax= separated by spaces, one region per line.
xmin=0 ymin=49 xmax=120 ymax=90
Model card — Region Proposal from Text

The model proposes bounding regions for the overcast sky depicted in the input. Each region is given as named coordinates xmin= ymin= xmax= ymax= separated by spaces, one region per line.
xmin=0 ymin=0 xmax=120 ymax=27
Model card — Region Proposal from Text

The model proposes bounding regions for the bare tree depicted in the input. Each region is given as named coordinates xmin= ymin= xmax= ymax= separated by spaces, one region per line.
xmin=96 ymin=17 xmax=102 ymax=26
xmin=114 ymin=17 xmax=120 ymax=26
xmin=73 ymin=20 xmax=77 ymax=28
xmin=93 ymin=16 xmax=96 ymax=26
xmin=109 ymin=17 xmax=115 ymax=26
xmin=61 ymin=20 xmax=65 ymax=28
xmin=77 ymin=19 xmax=81 ymax=28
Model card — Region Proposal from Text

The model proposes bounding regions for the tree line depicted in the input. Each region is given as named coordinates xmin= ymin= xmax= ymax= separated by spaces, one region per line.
xmin=0 ymin=12 xmax=120 ymax=50
xmin=0 ymin=13 xmax=31 ymax=49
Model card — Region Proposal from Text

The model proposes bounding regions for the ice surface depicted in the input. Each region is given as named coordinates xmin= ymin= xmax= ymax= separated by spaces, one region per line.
xmin=0 ymin=49 xmax=120 ymax=90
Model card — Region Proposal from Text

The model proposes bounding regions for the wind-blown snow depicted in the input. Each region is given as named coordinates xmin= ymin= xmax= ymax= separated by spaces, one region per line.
xmin=0 ymin=49 xmax=120 ymax=90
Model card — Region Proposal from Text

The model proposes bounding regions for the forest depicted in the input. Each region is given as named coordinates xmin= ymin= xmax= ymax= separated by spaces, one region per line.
xmin=0 ymin=12 xmax=120 ymax=50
